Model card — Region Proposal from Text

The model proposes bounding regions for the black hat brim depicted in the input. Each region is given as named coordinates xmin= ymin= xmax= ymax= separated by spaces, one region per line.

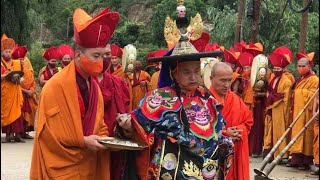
xmin=147 ymin=51 xmax=223 ymax=64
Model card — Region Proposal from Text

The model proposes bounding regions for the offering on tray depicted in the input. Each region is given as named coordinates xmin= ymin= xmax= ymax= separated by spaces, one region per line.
xmin=98 ymin=137 xmax=147 ymax=150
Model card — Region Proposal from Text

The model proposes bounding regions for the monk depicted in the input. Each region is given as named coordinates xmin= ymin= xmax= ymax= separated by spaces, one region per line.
xmin=311 ymin=90 xmax=319 ymax=175
xmin=38 ymin=46 xmax=60 ymax=87
xmin=128 ymin=60 xmax=150 ymax=110
xmin=57 ymin=44 xmax=74 ymax=68
xmin=107 ymin=43 xmax=126 ymax=78
xmin=263 ymin=49 xmax=293 ymax=162
xmin=149 ymin=62 xmax=161 ymax=91
xmin=287 ymin=57 xmax=319 ymax=170
xmin=30 ymin=7 xmax=121 ymax=179
xmin=1 ymin=34 xmax=25 ymax=143
xmin=149 ymin=49 xmax=167 ymax=91
xmin=11 ymin=45 xmax=39 ymax=139
xmin=209 ymin=62 xmax=253 ymax=180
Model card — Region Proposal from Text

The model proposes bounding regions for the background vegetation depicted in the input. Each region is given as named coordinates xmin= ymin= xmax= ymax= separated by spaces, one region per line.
xmin=1 ymin=0 xmax=319 ymax=77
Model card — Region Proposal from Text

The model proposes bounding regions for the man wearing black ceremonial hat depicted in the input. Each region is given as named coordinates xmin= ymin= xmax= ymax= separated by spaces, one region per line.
xmin=116 ymin=1 xmax=234 ymax=179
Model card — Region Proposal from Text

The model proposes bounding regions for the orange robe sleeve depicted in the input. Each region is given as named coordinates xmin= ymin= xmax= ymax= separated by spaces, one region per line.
xmin=30 ymin=61 xmax=109 ymax=180
xmin=1 ymin=59 xmax=24 ymax=126
xmin=149 ymin=70 xmax=160 ymax=91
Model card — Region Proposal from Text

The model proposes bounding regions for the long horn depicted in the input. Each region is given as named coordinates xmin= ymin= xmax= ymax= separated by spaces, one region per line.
xmin=254 ymin=88 xmax=319 ymax=175
xmin=255 ymin=111 xmax=319 ymax=179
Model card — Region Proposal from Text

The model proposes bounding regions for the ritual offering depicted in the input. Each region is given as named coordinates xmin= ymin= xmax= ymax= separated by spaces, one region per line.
xmin=122 ymin=44 xmax=137 ymax=74
xmin=98 ymin=137 xmax=147 ymax=150
xmin=250 ymin=54 xmax=268 ymax=89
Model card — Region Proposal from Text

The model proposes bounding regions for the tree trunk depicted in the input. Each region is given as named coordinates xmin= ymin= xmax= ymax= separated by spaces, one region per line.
xmin=298 ymin=0 xmax=309 ymax=51
xmin=235 ymin=0 xmax=246 ymax=43
xmin=251 ymin=0 xmax=261 ymax=42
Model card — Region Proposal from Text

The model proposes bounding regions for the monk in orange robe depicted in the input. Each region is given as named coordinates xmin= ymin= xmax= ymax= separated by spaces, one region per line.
xmin=263 ymin=48 xmax=293 ymax=161
xmin=107 ymin=43 xmax=126 ymax=78
xmin=57 ymin=44 xmax=74 ymax=68
xmin=311 ymin=90 xmax=319 ymax=175
xmin=1 ymin=34 xmax=25 ymax=143
xmin=128 ymin=60 xmax=150 ymax=110
xmin=11 ymin=45 xmax=39 ymax=139
xmin=287 ymin=56 xmax=319 ymax=170
xmin=30 ymin=7 xmax=121 ymax=179
xmin=209 ymin=62 xmax=253 ymax=180
xmin=39 ymin=46 xmax=61 ymax=87
xmin=148 ymin=49 xmax=167 ymax=91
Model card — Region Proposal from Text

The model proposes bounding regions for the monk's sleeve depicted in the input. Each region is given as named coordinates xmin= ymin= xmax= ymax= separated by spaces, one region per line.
xmin=96 ymin=89 xmax=109 ymax=136
xmin=114 ymin=76 xmax=131 ymax=113
xmin=298 ymin=77 xmax=319 ymax=110
xmin=282 ymin=79 xmax=292 ymax=111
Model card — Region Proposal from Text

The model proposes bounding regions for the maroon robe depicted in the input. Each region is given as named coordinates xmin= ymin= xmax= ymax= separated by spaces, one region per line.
xmin=98 ymin=72 xmax=130 ymax=180
xmin=249 ymin=90 xmax=266 ymax=155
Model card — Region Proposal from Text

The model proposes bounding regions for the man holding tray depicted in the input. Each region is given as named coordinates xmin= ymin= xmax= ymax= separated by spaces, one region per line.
xmin=30 ymin=7 xmax=120 ymax=179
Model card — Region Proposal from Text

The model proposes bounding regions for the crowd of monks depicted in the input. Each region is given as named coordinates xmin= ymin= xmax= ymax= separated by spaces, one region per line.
xmin=1 ymin=7 xmax=319 ymax=180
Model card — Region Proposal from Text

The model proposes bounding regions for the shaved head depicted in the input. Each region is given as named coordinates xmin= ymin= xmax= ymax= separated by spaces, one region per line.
xmin=210 ymin=62 xmax=234 ymax=98
xmin=211 ymin=62 xmax=233 ymax=77
xmin=298 ymin=58 xmax=310 ymax=65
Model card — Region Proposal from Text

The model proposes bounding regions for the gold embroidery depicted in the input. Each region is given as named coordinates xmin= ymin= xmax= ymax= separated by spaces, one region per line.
xmin=161 ymin=172 xmax=173 ymax=180
xmin=182 ymin=161 xmax=204 ymax=180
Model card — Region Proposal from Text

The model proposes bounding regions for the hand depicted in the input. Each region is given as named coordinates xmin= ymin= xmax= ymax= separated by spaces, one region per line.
xmin=11 ymin=76 xmax=21 ymax=84
xmin=140 ymin=81 xmax=146 ymax=87
xmin=227 ymin=127 xmax=243 ymax=141
xmin=116 ymin=113 xmax=134 ymax=136
xmin=25 ymin=90 xmax=33 ymax=98
xmin=84 ymin=135 xmax=107 ymax=151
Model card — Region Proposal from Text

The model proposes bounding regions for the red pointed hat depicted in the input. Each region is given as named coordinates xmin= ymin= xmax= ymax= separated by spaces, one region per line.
xmin=11 ymin=44 xmax=28 ymax=59
xmin=223 ymin=47 xmax=240 ymax=65
xmin=111 ymin=43 xmax=123 ymax=57
xmin=245 ymin=42 xmax=263 ymax=56
xmin=268 ymin=53 xmax=290 ymax=68
xmin=205 ymin=41 xmax=224 ymax=52
xmin=154 ymin=49 xmax=167 ymax=57
xmin=57 ymin=44 xmax=74 ymax=60
xmin=234 ymin=40 xmax=247 ymax=52
xmin=43 ymin=46 xmax=60 ymax=61
xmin=296 ymin=51 xmax=315 ymax=64
xmin=73 ymin=8 xmax=120 ymax=48
xmin=273 ymin=46 xmax=293 ymax=63
xmin=190 ymin=32 xmax=210 ymax=52
xmin=238 ymin=52 xmax=254 ymax=67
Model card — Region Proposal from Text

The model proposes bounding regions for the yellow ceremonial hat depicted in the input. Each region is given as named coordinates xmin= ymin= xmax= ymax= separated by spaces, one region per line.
xmin=1 ymin=34 xmax=15 ymax=51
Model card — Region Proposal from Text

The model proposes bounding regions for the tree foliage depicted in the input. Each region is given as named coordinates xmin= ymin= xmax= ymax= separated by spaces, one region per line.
xmin=1 ymin=0 xmax=319 ymax=77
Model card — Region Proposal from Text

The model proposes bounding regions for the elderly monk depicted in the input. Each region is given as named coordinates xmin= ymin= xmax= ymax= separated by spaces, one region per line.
xmin=263 ymin=47 xmax=293 ymax=161
xmin=117 ymin=35 xmax=234 ymax=179
xmin=38 ymin=46 xmax=60 ymax=87
xmin=149 ymin=49 xmax=167 ymax=91
xmin=128 ymin=60 xmax=150 ymax=110
xmin=57 ymin=44 xmax=74 ymax=68
xmin=287 ymin=56 xmax=319 ymax=170
xmin=11 ymin=45 xmax=39 ymax=139
xmin=1 ymin=34 xmax=25 ymax=143
xmin=209 ymin=62 xmax=253 ymax=180
xmin=30 ymin=7 xmax=121 ymax=179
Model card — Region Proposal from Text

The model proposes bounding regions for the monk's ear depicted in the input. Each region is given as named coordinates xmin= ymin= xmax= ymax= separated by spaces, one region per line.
xmin=74 ymin=50 xmax=82 ymax=61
